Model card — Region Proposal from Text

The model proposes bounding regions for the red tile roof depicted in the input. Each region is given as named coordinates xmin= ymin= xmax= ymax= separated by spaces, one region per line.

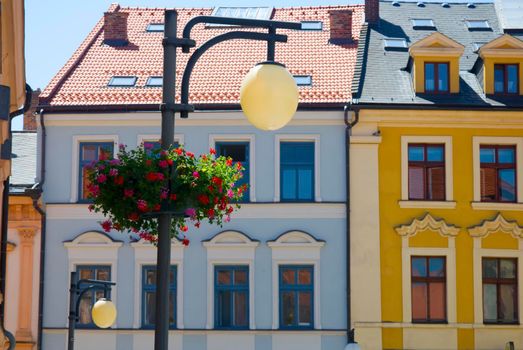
xmin=40 ymin=4 xmax=364 ymax=108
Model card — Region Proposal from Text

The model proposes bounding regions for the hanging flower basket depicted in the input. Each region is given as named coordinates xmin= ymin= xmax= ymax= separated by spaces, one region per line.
xmin=86 ymin=143 xmax=246 ymax=245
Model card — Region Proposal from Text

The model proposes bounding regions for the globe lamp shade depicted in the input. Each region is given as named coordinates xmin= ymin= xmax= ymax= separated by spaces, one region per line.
xmin=240 ymin=62 xmax=299 ymax=131
xmin=92 ymin=298 xmax=117 ymax=328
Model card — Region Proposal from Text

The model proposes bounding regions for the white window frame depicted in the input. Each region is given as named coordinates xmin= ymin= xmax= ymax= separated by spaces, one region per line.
xmin=131 ymin=238 xmax=185 ymax=329
xmin=268 ymin=231 xmax=324 ymax=330
xmin=274 ymin=134 xmax=321 ymax=202
xmin=136 ymin=134 xmax=184 ymax=148
xmin=209 ymin=134 xmax=256 ymax=202
xmin=71 ymin=135 xmax=119 ymax=203
xmin=203 ymin=230 xmax=259 ymax=329
xmin=472 ymin=136 xmax=523 ymax=211
xmin=64 ymin=231 xmax=122 ymax=327
xmin=400 ymin=136 xmax=455 ymax=209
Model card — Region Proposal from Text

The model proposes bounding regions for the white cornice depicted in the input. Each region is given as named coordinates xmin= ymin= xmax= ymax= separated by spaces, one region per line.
xmin=395 ymin=213 xmax=461 ymax=238
xmin=468 ymin=213 xmax=523 ymax=239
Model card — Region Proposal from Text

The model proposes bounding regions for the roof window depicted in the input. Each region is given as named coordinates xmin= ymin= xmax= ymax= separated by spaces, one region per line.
xmin=108 ymin=76 xmax=137 ymax=87
xmin=467 ymin=3 xmax=476 ymax=9
xmin=392 ymin=1 xmax=401 ymax=6
xmin=210 ymin=7 xmax=272 ymax=22
xmin=384 ymin=38 xmax=408 ymax=50
xmin=145 ymin=76 xmax=163 ymax=87
xmin=417 ymin=2 xmax=426 ymax=8
xmin=441 ymin=3 xmax=450 ymax=8
xmin=301 ymin=21 xmax=323 ymax=31
xmin=146 ymin=23 xmax=164 ymax=32
xmin=465 ymin=20 xmax=490 ymax=30
xmin=412 ymin=19 xmax=436 ymax=29
xmin=293 ymin=75 xmax=312 ymax=86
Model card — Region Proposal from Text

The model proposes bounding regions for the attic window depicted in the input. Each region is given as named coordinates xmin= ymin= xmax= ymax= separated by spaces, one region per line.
xmin=146 ymin=23 xmax=164 ymax=32
xmin=473 ymin=42 xmax=486 ymax=52
xmin=441 ymin=3 xmax=450 ymax=8
xmin=412 ymin=19 xmax=436 ymax=29
xmin=384 ymin=38 xmax=408 ymax=49
xmin=145 ymin=76 xmax=163 ymax=87
xmin=108 ymin=76 xmax=137 ymax=87
xmin=209 ymin=7 xmax=273 ymax=25
xmin=301 ymin=21 xmax=323 ymax=31
xmin=293 ymin=75 xmax=312 ymax=86
xmin=466 ymin=20 xmax=490 ymax=30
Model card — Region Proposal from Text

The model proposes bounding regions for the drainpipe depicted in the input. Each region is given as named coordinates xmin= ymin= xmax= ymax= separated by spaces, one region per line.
xmin=344 ymin=102 xmax=360 ymax=350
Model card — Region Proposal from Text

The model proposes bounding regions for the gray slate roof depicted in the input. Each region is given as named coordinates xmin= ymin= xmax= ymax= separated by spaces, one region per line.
xmin=353 ymin=0 xmax=523 ymax=107
xmin=496 ymin=0 xmax=523 ymax=30
xmin=10 ymin=132 xmax=37 ymax=189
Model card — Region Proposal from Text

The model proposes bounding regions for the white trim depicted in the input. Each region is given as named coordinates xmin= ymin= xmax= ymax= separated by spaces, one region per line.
xmin=472 ymin=136 xmax=523 ymax=203
xmin=401 ymin=242 xmax=457 ymax=324
xmin=70 ymin=135 xmax=119 ymax=203
xmin=131 ymin=239 xmax=185 ymax=329
xmin=42 ymin=328 xmax=347 ymax=336
xmin=64 ymin=231 xmax=122 ymax=328
xmin=208 ymin=134 xmax=256 ymax=202
xmin=46 ymin=203 xmax=346 ymax=220
xmin=203 ymin=231 xmax=259 ymax=330
xmin=398 ymin=200 xmax=456 ymax=209
xmin=136 ymin=134 xmax=184 ymax=147
xmin=269 ymin=231 xmax=324 ymax=330
xmin=401 ymin=136 xmax=453 ymax=201
xmin=471 ymin=202 xmax=523 ymax=211
xmin=274 ymin=134 xmax=321 ymax=202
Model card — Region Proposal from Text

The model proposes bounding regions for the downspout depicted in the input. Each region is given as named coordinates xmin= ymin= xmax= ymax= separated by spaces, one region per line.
xmin=344 ymin=102 xmax=359 ymax=348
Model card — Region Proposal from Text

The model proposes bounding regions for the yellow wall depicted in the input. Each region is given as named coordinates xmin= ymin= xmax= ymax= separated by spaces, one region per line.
xmin=483 ymin=57 xmax=523 ymax=95
xmin=413 ymin=56 xmax=460 ymax=94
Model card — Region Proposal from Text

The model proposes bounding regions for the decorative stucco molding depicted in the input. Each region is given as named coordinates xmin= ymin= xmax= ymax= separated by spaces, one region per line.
xmin=395 ymin=213 xmax=460 ymax=237
xmin=468 ymin=213 xmax=523 ymax=239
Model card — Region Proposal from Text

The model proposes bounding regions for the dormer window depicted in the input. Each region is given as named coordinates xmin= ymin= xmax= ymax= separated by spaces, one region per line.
xmin=425 ymin=62 xmax=449 ymax=93
xmin=494 ymin=64 xmax=519 ymax=95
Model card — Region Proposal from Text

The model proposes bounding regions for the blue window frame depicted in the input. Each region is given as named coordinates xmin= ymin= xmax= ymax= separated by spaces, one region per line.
xmin=280 ymin=142 xmax=314 ymax=202
xmin=279 ymin=265 xmax=314 ymax=329
xmin=141 ymin=265 xmax=177 ymax=329
xmin=216 ymin=142 xmax=250 ymax=202
xmin=76 ymin=265 xmax=111 ymax=328
xmin=214 ymin=265 xmax=249 ymax=329
xmin=79 ymin=142 xmax=114 ymax=201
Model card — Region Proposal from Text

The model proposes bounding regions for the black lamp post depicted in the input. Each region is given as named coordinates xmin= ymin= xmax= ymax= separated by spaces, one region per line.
xmin=67 ymin=271 xmax=116 ymax=350
xmin=155 ymin=10 xmax=302 ymax=350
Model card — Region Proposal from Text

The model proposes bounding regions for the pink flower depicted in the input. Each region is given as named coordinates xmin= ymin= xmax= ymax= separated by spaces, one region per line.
xmin=101 ymin=220 xmax=112 ymax=232
xmin=137 ymin=200 xmax=148 ymax=212
xmin=160 ymin=190 xmax=168 ymax=199
xmin=227 ymin=189 xmax=234 ymax=198
xmin=144 ymin=142 xmax=153 ymax=150
xmin=118 ymin=143 xmax=126 ymax=151
xmin=159 ymin=160 xmax=168 ymax=168
xmin=110 ymin=159 xmax=121 ymax=166
xmin=224 ymin=215 xmax=231 ymax=223
xmin=96 ymin=174 xmax=107 ymax=183
xmin=156 ymin=173 xmax=165 ymax=181
xmin=124 ymin=188 xmax=134 ymax=198
xmin=193 ymin=171 xmax=199 ymax=179
xmin=109 ymin=168 xmax=118 ymax=177
xmin=185 ymin=208 xmax=196 ymax=217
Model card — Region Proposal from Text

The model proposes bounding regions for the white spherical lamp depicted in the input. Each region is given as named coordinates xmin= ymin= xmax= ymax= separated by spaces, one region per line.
xmin=92 ymin=298 xmax=117 ymax=328
xmin=240 ymin=62 xmax=299 ymax=131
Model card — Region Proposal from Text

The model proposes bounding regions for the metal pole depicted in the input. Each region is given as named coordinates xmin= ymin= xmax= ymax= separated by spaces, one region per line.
xmin=67 ymin=272 xmax=77 ymax=350
xmin=155 ymin=9 xmax=177 ymax=350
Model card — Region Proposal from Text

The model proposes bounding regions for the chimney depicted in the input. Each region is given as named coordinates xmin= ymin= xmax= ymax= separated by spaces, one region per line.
xmin=365 ymin=0 xmax=380 ymax=25
xmin=104 ymin=7 xmax=129 ymax=46
xmin=23 ymin=89 xmax=40 ymax=131
xmin=329 ymin=10 xmax=353 ymax=45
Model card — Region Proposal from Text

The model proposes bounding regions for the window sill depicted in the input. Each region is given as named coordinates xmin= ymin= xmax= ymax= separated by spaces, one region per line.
xmin=471 ymin=202 xmax=523 ymax=211
xmin=398 ymin=200 xmax=456 ymax=209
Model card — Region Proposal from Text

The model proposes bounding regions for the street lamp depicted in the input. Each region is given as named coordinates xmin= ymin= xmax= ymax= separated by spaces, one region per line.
xmin=154 ymin=10 xmax=303 ymax=350
xmin=67 ymin=271 xmax=116 ymax=350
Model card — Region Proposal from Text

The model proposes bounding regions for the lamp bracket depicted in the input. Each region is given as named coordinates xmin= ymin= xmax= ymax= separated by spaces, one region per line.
xmin=160 ymin=103 xmax=194 ymax=113
xmin=162 ymin=37 xmax=196 ymax=49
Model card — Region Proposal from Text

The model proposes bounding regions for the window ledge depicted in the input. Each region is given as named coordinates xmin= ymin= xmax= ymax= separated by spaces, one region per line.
xmin=471 ymin=202 xmax=523 ymax=211
xmin=398 ymin=200 xmax=456 ymax=209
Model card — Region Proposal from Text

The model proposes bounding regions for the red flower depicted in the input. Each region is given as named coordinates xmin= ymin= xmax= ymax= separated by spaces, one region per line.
xmin=197 ymin=194 xmax=210 ymax=205
xmin=209 ymin=148 xmax=216 ymax=155
xmin=146 ymin=160 xmax=152 ymax=166
xmin=212 ymin=176 xmax=223 ymax=186
xmin=207 ymin=185 xmax=214 ymax=192
xmin=226 ymin=206 xmax=234 ymax=214
xmin=88 ymin=204 xmax=95 ymax=212
xmin=236 ymin=162 xmax=242 ymax=170
xmin=226 ymin=159 xmax=233 ymax=167
xmin=124 ymin=188 xmax=134 ymax=197
xmin=187 ymin=152 xmax=194 ymax=158
xmin=114 ymin=175 xmax=124 ymax=186
xmin=153 ymin=204 xmax=161 ymax=211
xmin=137 ymin=200 xmax=148 ymax=212
xmin=156 ymin=172 xmax=165 ymax=181
xmin=146 ymin=172 xmax=157 ymax=181
xmin=182 ymin=238 xmax=190 ymax=246
xmin=113 ymin=223 xmax=122 ymax=231
xmin=174 ymin=148 xmax=183 ymax=155
xmin=170 ymin=193 xmax=177 ymax=201
xmin=101 ymin=220 xmax=112 ymax=232
xmin=159 ymin=160 xmax=168 ymax=168
xmin=194 ymin=222 xmax=200 ymax=228
xmin=97 ymin=174 xmax=107 ymax=183
xmin=128 ymin=212 xmax=139 ymax=221
xmin=167 ymin=159 xmax=173 ymax=166
xmin=180 ymin=225 xmax=188 ymax=232
xmin=207 ymin=208 xmax=215 ymax=217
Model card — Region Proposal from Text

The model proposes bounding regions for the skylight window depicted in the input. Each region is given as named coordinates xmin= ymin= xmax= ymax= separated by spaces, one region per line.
xmin=384 ymin=38 xmax=408 ymax=49
xmin=293 ymin=75 xmax=312 ymax=86
xmin=146 ymin=23 xmax=164 ymax=32
xmin=466 ymin=20 xmax=490 ymax=30
xmin=411 ymin=19 xmax=435 ymax=29
xmin=145 ymin=76 xmax=163 ymax=87
xmin=211 ymin=7 xmax=272 ymax=20
xmin=301 ymin=21 xmax=323 ymax=31
xmin=108 ymin=76 xmax=137 ymax=87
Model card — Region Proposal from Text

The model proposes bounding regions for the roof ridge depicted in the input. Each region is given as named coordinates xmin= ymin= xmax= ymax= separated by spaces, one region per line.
xmin=118 ymin=4 xmax=363 ymax=11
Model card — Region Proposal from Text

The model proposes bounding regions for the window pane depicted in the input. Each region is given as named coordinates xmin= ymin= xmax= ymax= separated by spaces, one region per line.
xmin=495 ymin=65 xmax=505 ymax=93
xmin=298 ymin=291 xmax=312 ymax=326
xmin=427 ymin=146 xmax=444 ymax=162
xmin=234 ymin=291 xmax=248 ymax=327
xmin=234 ymin=270 xmax=248 ymax=285
xmin=499 ymin=169 xmax=516 ymax=202
xmin=100 ymin=146 xmax=113 ymax=160
xmin=480 ymin=167 xmax=497 ymax=201
xmin=281 ymin=142 xmax=314 ymax=164
xmin=500 ymin=259 xmax=516 ymax=279
xmin=97 ymin=269 xmax=110 ymax=281
xmin=499 ymin=284 xmax=517 ymax=322
xmin=79 ymin=269 xmax=93 ymax=280
xmin=438 ymin=63 xmax=448 ymax=92
xmin=82 ymin=145 xmax=97 ymax=161
xmin=282 ymin=269 xmax=296 ymax=285
xmin=498 ymin=148 xmax=515 ymax=164
xmin=282 ymin=168 xmax=297 ymax=200
xmin=281 ymin=291 xmax=296 ymax=326
xmin=480 ymin=148 xmax=496 ymax=163
xmin=78 ymin=294 xmax=93 ymax=324
xmin=408 ymin=146 xmax=424 ymax=161
xmin=483 ymin=259 xmax=498 ymax=278
xmin=429 ymin=257 xmax=445 ymax=277
xmin=298 ymin=269 xmax=312 ymax=285
xmin=145 ymin=291 xmax=156 ymax=325
xmin=217 ymin=143 xmax=247 ymax=162
xmin=412 ymin=257 xmax=427 ymax=277
xmin=409 ymin=167 xmax=425 ymax=200
xmin=217 ymin=270 xmax=232 ymax=285
xmin=412 ymin=282 xmax=428 ymax=320
xmin=217 ymin=291 xmax=232 ymax=327
xmin=427 ymin=167 xmax=445 ymax=200
xmin=169 ymin=291 xmax=176 ymax=325
xmin=297 ymin=168 xmax=313 ymax=200
xmin=507 ymin=65 xmax=518 ymax=94
xmin=425 ymin=63 xmax=435 ymax=91
xmin=429 ymin=282 xmax=446 ymax=320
